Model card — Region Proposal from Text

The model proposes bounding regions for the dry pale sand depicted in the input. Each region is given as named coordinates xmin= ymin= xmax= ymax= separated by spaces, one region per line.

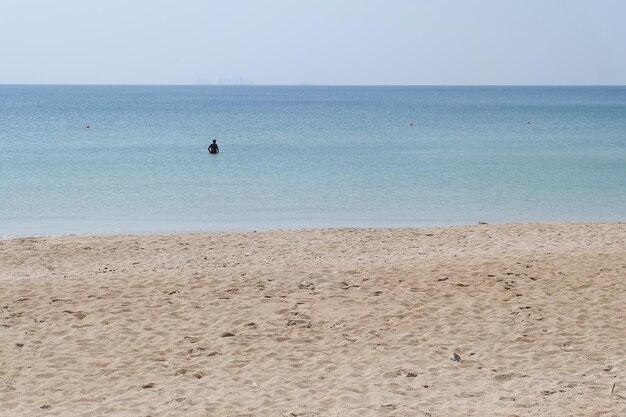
xmin=1 ymin=223 xmax=625 ymax=417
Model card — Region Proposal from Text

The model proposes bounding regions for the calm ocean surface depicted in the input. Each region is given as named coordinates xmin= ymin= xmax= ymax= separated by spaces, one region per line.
xmin=1 ymin=85 xmax=625 ymax=236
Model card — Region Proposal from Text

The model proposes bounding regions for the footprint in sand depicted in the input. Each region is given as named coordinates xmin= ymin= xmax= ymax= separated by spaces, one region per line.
xmin=184 ymin=336 xmax=200 ymax=343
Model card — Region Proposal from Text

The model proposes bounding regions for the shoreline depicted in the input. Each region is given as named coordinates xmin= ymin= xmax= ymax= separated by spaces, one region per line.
xmin=0 ymin=219 xmax=475 ymax=241
xmin=1 ymin=219 xmax=622 ymax=240
xmin=1 ymin=222 xmax=625 ymax=415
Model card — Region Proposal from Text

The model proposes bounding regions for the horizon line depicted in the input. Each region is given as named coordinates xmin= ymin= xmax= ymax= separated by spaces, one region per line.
xmin=2 ymin=83 xmax=626 ymax=87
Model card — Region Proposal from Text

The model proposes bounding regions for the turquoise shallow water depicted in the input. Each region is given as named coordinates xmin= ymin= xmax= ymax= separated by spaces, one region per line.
xmin=1 ymin=85 xmax=626 ymax=236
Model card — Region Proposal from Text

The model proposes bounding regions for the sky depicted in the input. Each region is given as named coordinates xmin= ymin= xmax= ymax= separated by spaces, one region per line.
xmin=1 ymin=0 xmax=625 ymax=85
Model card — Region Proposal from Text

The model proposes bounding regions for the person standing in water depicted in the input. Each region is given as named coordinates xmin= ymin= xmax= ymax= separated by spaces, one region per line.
xmin=208 ymin=139 xmax=219 ymax=154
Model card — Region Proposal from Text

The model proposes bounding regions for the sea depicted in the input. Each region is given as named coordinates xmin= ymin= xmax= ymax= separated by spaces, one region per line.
xmin=1 ymin=85 xmax=625 ymax=236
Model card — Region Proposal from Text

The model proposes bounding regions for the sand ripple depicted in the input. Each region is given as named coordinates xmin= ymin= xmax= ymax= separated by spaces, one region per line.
xmin=1 ymin=223 xmax=625 ymax=416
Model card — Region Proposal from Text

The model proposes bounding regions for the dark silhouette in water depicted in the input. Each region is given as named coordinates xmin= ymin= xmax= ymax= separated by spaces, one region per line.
xmin=208 ymin=139 xmax=219 ymax=154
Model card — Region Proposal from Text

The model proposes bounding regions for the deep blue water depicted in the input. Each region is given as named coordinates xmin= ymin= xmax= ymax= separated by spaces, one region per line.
xmin=1 ymin=85 xmax=626 ymax=236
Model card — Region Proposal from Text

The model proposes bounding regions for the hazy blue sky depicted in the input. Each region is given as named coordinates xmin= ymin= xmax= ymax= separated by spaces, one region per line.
xmin=1 ymin=0 xmax=625 ymax=85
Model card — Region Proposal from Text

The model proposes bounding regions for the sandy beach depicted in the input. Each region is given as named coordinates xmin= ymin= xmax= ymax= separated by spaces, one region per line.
xmin=1 ymin=222 xmax=625 ymax=416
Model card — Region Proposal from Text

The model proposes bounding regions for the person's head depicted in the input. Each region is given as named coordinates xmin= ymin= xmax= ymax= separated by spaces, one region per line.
xmin=212 ymin=139 xmax=217 ymax=143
